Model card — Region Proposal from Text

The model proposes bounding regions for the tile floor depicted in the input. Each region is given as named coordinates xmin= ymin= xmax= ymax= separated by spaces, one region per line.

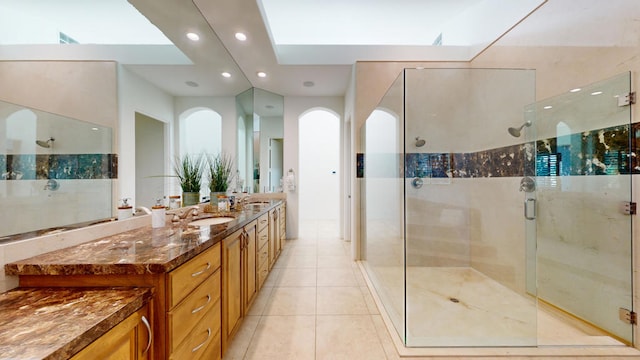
xmin=223 ymin=220 xmax=640 ymax=359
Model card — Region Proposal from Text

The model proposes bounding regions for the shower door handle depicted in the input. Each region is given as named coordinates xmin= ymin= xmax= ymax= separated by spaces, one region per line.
xmin=524 ymin=198 xmax=536 ymax=220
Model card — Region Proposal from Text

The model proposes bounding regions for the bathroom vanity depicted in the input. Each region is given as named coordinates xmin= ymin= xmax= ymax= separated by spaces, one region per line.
xmin=4 ymin=199 xmax=286 ymax=359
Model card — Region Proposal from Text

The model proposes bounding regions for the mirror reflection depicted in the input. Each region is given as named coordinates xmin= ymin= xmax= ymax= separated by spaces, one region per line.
xmin=236 ymin=88 xmax=284 ymax=193
xmin=0 ymin=99 xmax=114 ymax=240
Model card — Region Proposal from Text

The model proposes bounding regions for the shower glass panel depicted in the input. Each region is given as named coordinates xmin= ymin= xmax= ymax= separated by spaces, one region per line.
xmin=403 ymin=68 xmax=537 ymax=347
xmin=533 ymin=72 xmax=634 ymax=345
xmin=361 ymin=67 xmax=538 ymax=347
xmin=0 ymin=99 xmax=114 ymax=240
xmin=360 ymin=72 xmax=406 ymax=341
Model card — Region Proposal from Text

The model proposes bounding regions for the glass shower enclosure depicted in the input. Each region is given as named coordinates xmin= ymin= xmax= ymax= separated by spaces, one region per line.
xmin=359 ymin=68 xmax=633 ymax=348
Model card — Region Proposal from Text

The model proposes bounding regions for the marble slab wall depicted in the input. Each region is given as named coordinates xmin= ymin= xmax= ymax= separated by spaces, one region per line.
xmin=358 ymin=123 xmax=639 ymax=179
xmin=0 ymin=154 xmax=117 ymax=180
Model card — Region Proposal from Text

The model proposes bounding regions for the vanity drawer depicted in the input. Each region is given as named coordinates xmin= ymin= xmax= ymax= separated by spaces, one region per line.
xmin=168 ymin=269 xmax=221 ymax=353
xmin=170 ymin=299 xmax=221 ymax=360
xmin=257 ymin=227 xmax=269 ymax=249
xmin=257 ymin=244 xmax=269 ymax=270
xmin=257 ymin=213 xmax=269 ymax=231
xmin=168 ymin=243 xmax=221 ymax=307
xmin=257 ymin=263 xmax=269 ymax=289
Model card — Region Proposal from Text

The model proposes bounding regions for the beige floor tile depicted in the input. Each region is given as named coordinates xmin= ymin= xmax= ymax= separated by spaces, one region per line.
xmin=262 ymin=267 xmax=282 ymax=287
xmin=273 ymin=254 xmax=317 ymax=268
xmin=360 ymin=286 xmax=380 ymax=314
xmin=223 ymin=315 xmax=260 ymax=360
xmin=246 ymin=286 xmax=273 ymax=316
xmin=243 ymin=315 xmax=316 ymax=360
xmin=317 ymin=267 xmax=358 ymax=287
xmin=317 ymin=254 xmax=353 ymax=268
xmin=316 ymin=315 xmax=387 ymax=360
xmin=371 ymin=315 xmax=401 ymax=360
xmin=317 ymin=242 xmax=349 ymax=256
xmin=263 ymin=287 xmax=316 ymax=315
xmin=316 ymin=286 xmax=369 ymax=315
xmin=274 ymin=267 xmax=317 ymax=287
xmin=287 ymin=245 xmax=317 ymax=257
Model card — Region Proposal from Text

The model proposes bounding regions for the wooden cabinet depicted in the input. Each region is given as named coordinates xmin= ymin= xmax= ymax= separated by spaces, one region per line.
xmin=71 ymin=304 xmax=152 ymax=360
xmin=269 ymin=204 xmax=286 ymax=269
xmin=256 ymin=213 xmax=270 ymax=290
xmin=221 ymin=220 xmax=258 ymax=354
xmin=167 ymin=243 xmax=222 ymax=360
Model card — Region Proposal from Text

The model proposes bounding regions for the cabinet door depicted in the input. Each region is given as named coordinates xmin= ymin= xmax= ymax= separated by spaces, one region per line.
xmin=71 ymin=305 xmax=151 ymax=360
xmin=268 ymin=209 xmax=277 ymax=268
xmin=243 ymin=221 xmax=258 ymax=311
xmin=222 ymin=228 xmax=243 ymax=349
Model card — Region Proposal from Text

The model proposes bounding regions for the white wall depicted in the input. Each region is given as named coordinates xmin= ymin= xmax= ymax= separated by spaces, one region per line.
xmin=117 ymin=65 xmax=174 ymax=208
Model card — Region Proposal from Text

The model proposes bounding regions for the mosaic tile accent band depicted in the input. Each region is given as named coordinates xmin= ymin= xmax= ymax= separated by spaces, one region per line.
xmin=0 ymin=154 xmax=118 ymax=180
xmin=357 ymin=123 xmax=637 ymax=178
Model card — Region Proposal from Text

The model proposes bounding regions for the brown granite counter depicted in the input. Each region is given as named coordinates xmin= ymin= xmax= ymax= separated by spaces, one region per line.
xmin=4 ymin=201 xmax=280 ymax=277
xmin=0 ymin=287 xmax=153 ymax=360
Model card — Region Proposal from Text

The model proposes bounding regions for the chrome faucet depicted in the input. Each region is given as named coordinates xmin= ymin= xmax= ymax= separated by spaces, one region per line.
xmin=171 ymin=206 xmax=199 ymax=224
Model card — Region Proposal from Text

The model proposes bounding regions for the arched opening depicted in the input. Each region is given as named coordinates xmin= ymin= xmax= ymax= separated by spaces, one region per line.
xmin=298 ymin=109 xmax=341 ymax=238
xmin=179 ymin=108 xmax=222 ymax=200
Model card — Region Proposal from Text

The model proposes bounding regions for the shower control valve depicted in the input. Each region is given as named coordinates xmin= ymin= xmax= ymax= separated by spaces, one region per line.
xmin=519 ymin=176 xmax=535 ymax=193
xmin=411 ymin=177 xmax=424 ymax=189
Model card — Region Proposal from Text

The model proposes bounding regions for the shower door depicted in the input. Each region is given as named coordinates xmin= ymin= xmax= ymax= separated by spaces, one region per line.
xmin=533 ymin=72 xmax=634 ymax=345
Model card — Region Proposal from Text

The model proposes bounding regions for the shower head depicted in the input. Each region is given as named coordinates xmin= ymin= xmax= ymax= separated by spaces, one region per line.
xmin=415 ymin=137 xmax=426 ymax=147
xmin=36 ymin=137 xmax=55 ymax=148
xmin=507 ymin=121 xmax=531 ymax=138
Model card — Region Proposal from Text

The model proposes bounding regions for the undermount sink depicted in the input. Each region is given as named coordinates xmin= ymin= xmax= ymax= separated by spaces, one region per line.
xmin=188 ymin=217 xmax=235 ymax=227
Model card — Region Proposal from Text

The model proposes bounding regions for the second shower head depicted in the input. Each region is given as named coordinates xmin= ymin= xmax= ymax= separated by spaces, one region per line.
xmin=415 ymin=137 xmax=425 ymax=147
xmin=36 ymin=137 xmax=55 ymax=148
xmin=507 ymin=121 xmax=532 ymax=138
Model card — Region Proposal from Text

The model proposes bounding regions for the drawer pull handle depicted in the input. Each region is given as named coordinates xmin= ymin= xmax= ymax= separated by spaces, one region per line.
xmin=141 ymin=315 xmax=153 ymax=355
xmin=192 ymin=328 xmax=211 ymax=353
xmin=191 ymin=262 xmax=211 ymax=277
xmin=191 ymin=294 xmax=211 ymax=314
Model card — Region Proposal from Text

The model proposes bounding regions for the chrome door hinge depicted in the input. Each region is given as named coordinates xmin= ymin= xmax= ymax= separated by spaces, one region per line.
xmin=619 ymin=308 xmax=636 ymax=325
xmin=622 ymin=202 xmax=637 ymax=215
xmin=618 ymin=92 xmax=636 ymax=107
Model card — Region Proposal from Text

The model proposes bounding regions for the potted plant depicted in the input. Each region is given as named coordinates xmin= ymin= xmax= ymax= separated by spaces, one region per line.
xmin=207 ymin=152 xmax=234 ymax=200
xmin=174 ymin=153 xmax=204 ymax=206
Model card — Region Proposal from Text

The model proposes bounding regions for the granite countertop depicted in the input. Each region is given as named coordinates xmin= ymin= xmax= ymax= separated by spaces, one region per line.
xmin=5 ymin=201 xmax=280 ymax=277
xmin=0 ymin=287 xmax=153 ymax=360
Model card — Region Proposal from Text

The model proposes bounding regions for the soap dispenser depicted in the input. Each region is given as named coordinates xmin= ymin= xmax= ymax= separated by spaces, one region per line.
xmin=151 ymin=199 xmax=166 ymax=228
xmin=118 ymin=198 xmax=133 ymax=220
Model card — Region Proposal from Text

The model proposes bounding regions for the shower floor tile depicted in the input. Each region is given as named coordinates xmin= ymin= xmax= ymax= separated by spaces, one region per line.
xmin=364 ymin=265 xmax=625 ymax=348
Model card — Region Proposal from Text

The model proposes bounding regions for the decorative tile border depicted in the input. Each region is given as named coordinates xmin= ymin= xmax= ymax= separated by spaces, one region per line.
xmin=1 ymin=154 xmax=118 ymax=180
xmin=357 ymin=123 xmax=637 ymax=178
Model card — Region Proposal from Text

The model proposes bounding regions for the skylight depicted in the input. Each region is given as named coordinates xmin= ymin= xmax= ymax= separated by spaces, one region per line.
xmin=0 ymin=0 xmax=172 ymax=45
xmin=257 ymin=0 xmax=546 ymax=64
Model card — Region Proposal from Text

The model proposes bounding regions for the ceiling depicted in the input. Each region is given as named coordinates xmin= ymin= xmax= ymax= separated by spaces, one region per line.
xmin=1 ymin=0 xmax=638 ymax=98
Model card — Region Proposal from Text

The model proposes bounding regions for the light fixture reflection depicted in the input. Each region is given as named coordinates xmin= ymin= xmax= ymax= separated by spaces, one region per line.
xmin=186 ymin=32 xmax=200 ymax=41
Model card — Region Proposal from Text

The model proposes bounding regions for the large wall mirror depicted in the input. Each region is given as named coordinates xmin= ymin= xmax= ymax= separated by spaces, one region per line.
xmin=236 ymin=88 xmax=284 ymax=193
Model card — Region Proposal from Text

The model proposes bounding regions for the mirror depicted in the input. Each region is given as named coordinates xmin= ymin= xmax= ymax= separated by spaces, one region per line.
xmin=236 ymin=88 xmax=284 ymax=193
xmin=0 ymin=99 xmax=114 ymax=240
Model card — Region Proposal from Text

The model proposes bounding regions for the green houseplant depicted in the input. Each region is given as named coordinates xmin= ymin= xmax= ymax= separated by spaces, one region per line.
xmin=174 ymin=153 xmax=204 ymax=206
xmin=207 ymin=152 xmax=234 ymax=198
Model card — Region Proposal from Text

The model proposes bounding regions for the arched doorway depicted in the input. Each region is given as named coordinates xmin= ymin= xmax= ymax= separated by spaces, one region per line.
xmin=298 ymin=109 xmax=340 ymax=238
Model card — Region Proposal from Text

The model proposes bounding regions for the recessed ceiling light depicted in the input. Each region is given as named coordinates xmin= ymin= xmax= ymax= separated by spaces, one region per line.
xmin=543 ymin=105 xmax=553 ymax=110
xmin=221 ymin=72 xmax=231 ymax=78
xmin=186 ymin=32 xmax=200 ymax=41
xmin=591 ymin=91 xmax=603 ymax=96
xmin=303 ymin=81 xmax=314 ymax=87
xmin=91 ymin=127 xmax=99 ymax=131
xmin=257 ymin=71 xmax=267 ymax=78
xmin=185 ymin=81 xmax=199 ymax=87
xmin=235 ymin=32 xmax=247 ymax=41
xmin=569 ymin=88 xmax=581 ymax=93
